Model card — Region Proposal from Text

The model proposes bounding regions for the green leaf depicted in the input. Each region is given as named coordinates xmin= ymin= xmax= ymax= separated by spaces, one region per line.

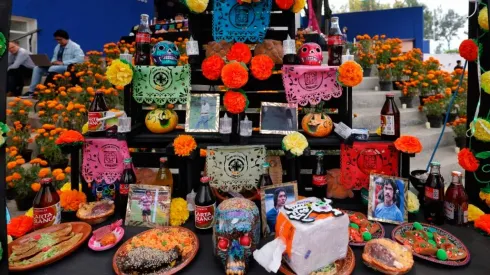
xmin=475 ymin=151 xmax=490 ymax=159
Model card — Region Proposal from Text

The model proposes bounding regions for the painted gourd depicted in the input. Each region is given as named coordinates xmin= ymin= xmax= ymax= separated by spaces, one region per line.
xmin=145 ymin=108 xmax=178 ymax=134
xmin=301 ymin=112 xmax=333 ymax=137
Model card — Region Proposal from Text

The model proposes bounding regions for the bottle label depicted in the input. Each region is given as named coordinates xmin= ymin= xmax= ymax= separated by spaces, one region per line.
xmin=136 ymin=33 xmax=151 ymax=43
xmin=120 ymin=183 xmax=130 ymax=195
xmin=381 ymin=115 xmax=395 ymax=135
xmin=33 ymin=202 xmax=61 ymax=229
xmin=444 ymin=201 xmax=455 ymax=220
xmin=327 ymin=35 xmax=343 ymax=45
xmin=195 ymin=203 xmax=215 ymax=229
xmin=425 ymin=187 xmax=440 ymax=200
xmin=312 ymin=175 xmax=327 ymax=186
xmin=88 ymin=111 xmax=106 ymax=132
xmin=186 ymin=41 xmax=199 ymax=56
xmin=464 ymin=210 xmax=468 ymax=223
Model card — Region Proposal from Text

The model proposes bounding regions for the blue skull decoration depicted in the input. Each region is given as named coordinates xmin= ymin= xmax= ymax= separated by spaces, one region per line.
xmin=151 ymin=41 xmax=180 ymax=66
xmin=213 ymin=198 xmax=260 ymax=275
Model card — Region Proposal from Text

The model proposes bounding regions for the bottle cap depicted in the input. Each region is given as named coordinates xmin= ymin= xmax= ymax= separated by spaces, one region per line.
xmin=159 ymin=157 xmax=167 ymax=163
xmin=262 ymin=162 xmax=270 ymax=168
xmin=141 ymin=14 xmax=149 ymax=18
xmin=41 ymin=178 xmax=53 ymax=184
xmin=124 ymin=158 xmax=132 ymax=164
xmin=200 ymin=176 xmax=211 ymax=183
xmin=430 ymin=161 xmax=441 ymax=166
xmin=315 ymin=151 xmax=324 ymax=157
xmin=386 ymin=93 xmax=395 ymax=97
xmin=451 ymin=171 xmax=462 ymax=176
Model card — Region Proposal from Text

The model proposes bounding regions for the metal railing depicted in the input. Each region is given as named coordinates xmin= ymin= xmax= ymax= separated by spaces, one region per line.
xmin=13 ymin=28 xmax=40 ymax=53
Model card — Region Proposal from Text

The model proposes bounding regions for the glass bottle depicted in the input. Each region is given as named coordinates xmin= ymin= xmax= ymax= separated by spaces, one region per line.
xmin=444 ymin=171 xmax=468 ymax=225
xmin=135 ymin=14 xmax=152 ymax=65
xmin=154 ymin=157 xmax=173 ymax=191
xmin=33 ymin=178 xmax=61 ymax=230
xmin=259 ymin=162 xmax=274 ymax=188
xmin=380 ymin=93 xmax=401 ymax=141
xmin=424 ymin=162 xmax=445 ymax=225
xmin=327 ymin=17 xmax=344 ymax=66
xmin=194 ymin=176 xmax=216 ymax=231
xmin=88 ymin=91 xmax=109 ymax=137
xmin=118 ymin=158 xmax=137 ymax=221
xmin=312 ymin=151 xmax=327 ymax=198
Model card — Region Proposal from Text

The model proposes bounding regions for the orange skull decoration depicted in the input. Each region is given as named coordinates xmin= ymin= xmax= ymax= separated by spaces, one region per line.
xmin=298 ymin=42 xmax=323 ymax=66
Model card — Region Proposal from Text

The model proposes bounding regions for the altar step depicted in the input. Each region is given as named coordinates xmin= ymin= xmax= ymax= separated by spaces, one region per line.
xmin=353 ymin=107 xmax=426 ymax=130
xmin=353 ymin=76 xmax=379 ymax=91
xmin=352 ymin=90 xmax=407 ymax=109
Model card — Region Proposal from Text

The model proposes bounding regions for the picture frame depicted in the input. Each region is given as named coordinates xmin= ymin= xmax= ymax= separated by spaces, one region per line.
xmin=260 ymin=181 xmax=298 ymax=237
xmin=185 ymin=93 xmax=220 ymax=133
xmin=367 ymin=174 xmax=408 ymax=225
xmin=259 ymin=102 xmax=298 ymax=135
xmin=125 ymin=184 xmax=171 ymax=228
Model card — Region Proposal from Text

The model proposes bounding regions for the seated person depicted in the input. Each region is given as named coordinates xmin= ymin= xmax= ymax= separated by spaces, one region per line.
xmin=7 ymin=41 xmax=35 ymax=96
xmin=26 ymin=29 xmax=84 ymax=96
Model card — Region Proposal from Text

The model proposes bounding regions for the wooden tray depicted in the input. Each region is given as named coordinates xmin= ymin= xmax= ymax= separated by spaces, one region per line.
xmin=391 ymin=222 xmax=471 ymax=266
xmin=343 ymin=210 xmax=385 ymax=247
xmin=279 ymin=246 xmax=355 ymax=275
xmin=8 ymin=222 xmax=92 ymax=272
xmin=113 ymin=226 xmax=199 ymax=275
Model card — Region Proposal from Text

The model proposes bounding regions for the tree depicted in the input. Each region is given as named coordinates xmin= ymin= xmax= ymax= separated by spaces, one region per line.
xmin=348 ymin=0 xmax=390 ymax=12
xmin=433 ymin=7 xmax=466 ymax=50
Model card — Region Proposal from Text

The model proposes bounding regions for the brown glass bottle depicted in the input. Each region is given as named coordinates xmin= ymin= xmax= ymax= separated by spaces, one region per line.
xmin=424 ymin=162 xmax=445 ymax=225
xmin=88 ymin=90 xmax=109 ymax=137
xmin=380 ymin=93 xmax=400 ymax=141
xmin=312 ymin=151 xmax=327 ymax=198
xmin=194 ymin=176 xmax=216 ymax=231
xmin=135 ymin=14 xmax=152 ymax=65
xmin=33 ymin=178 xmax=61 ymax=230
xmin=259 ymin=162 xmax=274 ymax=188
xmin=444 ymin=171 xmax=468 ymax=225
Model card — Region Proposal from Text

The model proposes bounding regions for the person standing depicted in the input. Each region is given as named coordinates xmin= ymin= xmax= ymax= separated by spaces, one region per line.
xmin=195 ymin=99 xmax=210 ymax=129
xmin=454 ymin=60 xmax=463 ymax=71
xmin=7 ymin=41 xmax=35 ymax=96
xmin=26 ymin=29 xmax=84 ymax=96
xmin=266 ymin=188 xmax=287 ymax=233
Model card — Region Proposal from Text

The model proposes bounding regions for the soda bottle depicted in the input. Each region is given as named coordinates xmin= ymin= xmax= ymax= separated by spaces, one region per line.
xmin=380 ymin=93 xmax=400 ymax=141
xmin=327 ymin=17 xmax=344 ymax=66
xmin=424 ymin=162 xmax=445 ymax=225
xmin=33 ymin=178 xmax=61 ymax=230
xmin=312 ymin=151 xmax=327 ymax=198
xmin=154 ymin=157 xmax=173 ymax=192
xmin=259 ymin=162 xmax=274 ymax=188
xmin=194 ymin=176 xmax=216 ymax=231
xmin=119 ymin=158 xmax=137 ymax=221
xmin=135 ymin=14 xmax=152 ymax=65
xmin=88 ymin=90 xmax=109 ymax=137
xmin=444 ymin=171 xmax=469 ymax=225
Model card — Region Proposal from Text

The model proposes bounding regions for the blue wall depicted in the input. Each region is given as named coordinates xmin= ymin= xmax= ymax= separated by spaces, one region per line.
xmin=301 ymin=7 xmax=424 ymax=50
xmin=12 ymin=0 xmax=154 ymax=55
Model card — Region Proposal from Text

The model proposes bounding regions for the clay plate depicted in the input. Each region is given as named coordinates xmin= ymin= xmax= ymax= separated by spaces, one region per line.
xmin=113 ymin=226 xmax=199 ymax=275
xmin=391 ymin=222 xmax=471 ymax=266
xmin=343 ymin=210 xmax=385 ymax=247
xmin=279 ymin=246 xmax=355 ymax=275
xmin=8 ymin=222 xmax=92 ymax=272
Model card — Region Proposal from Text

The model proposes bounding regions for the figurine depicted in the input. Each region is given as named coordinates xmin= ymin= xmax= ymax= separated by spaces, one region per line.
xmin=298 ymin=42 xmax=323 ymax=66
xmin=213 ymin=198 xmax=260 ymax=275
xmin=151 ymin=41 xmax=180 ymax=66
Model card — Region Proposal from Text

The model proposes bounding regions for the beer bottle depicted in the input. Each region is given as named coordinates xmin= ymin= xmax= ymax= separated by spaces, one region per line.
xmin=135 ymin=14 xmax=152 ymax=65
xmin=380 ymin=93 xmax=400 ymax=141
xmin=154 ymin=157 xmax=173 ymax=192
xmin=312 ymin=151 xmax=327 ymax=198
xmin=88 ymin=90 xmax=109 ymax=137
xmin=424 ymin=162 xmax=445 ymax=225
xmin=444 ymin=171 xmax=468 ymax=225
xmin=118 ymin=158 xmax=137 ymax=221
xmin=259 ymin=162 xmax=274 ymax=188
xmin=33 ymin=178 xmax=61 ymax=230
xmin=194 ymin=176 xmax=216 ymax=231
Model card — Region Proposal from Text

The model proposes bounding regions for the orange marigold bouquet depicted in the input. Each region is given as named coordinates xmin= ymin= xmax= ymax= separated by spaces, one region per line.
xmin=451 ymin=117 xmax=467 ymax=138
xmin=35 ymin=125 xmax=67 ymax=165
xmin=55 ymin=130 xmax=85 ymax=152
xmin=7 ymin=97 xmax=33 ymax=125
xmin=355 ymin=34 xmax=375 ymax=69
xmin=60 ymin=189 xmax=87 ymax=212
xmin=337 ymin=61 xmax=363 ymax=87
xmin=5 ymin=147 xmax=45 ymax=199
xmin=421 ymin=93 xmax=446 ymax=116
xmin=173 ymin=135 xmax=198 ymax=157
xmin=6 ymin=121 xmax=32 ymax=153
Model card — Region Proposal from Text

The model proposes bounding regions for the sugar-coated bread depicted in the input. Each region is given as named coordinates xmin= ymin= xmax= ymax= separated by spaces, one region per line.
xmin=204 ymin=41 xmax=233 ymax=58
xmin=362 ymin=238 xmax=414 ymax=275
xmin=254 ymin=39 xmax=283 ymax=64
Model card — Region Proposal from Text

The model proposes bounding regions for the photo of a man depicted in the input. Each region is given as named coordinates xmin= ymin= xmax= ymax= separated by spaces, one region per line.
xmin=139 ymin=190 xmax=153 ymax=223
xmin=195 ymin=99 xmax=210 ymax=129
xmin=374 ymin=178 xmax=403 ymax=222
xmin=266 ymin=188 xmax=287 ymax=233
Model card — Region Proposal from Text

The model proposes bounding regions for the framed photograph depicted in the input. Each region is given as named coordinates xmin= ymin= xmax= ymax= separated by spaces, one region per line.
xmin=259 ymin=102 xmax=298 ymax=135
xmin=368 ymin=174 xmax=408 ymax=225
xmin=260 ymin=181 xmax=298 ymax=237
xmin=125 ymin=184 xmax=171 ymax=227
xmin=185 ymin=93 xmax=220 ymax=132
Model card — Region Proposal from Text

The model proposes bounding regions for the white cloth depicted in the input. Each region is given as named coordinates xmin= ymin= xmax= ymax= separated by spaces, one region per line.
xmin=253 ymin=238 xmax=286 ymax=273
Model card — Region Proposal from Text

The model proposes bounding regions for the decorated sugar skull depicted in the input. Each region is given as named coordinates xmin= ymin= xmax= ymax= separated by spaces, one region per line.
xmin=213 ymin=198 xmax=260 ymax=275
xmin=151 ymin=41 xmax=180 ymax=66
xmin=298 ymin=42 xmax=323 ymax=66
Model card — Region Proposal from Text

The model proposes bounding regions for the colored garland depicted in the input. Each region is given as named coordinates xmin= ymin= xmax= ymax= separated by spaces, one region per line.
xmin=250 ymin=54 xmax=274 ymax=80
xmin=202 ymin=55 xmax=225 ymax=81
xmin=223 ymin=90 xmax=248 ymax=114
xmin=459 ymin=39 xmax=479 ymax=62
xmin=458 ymin=148 xmax=480 ymax=172
xmin=221 ymin=62 xmax=249 ymax=89
xmin=226 ymin=42 xmax=252 ymax=64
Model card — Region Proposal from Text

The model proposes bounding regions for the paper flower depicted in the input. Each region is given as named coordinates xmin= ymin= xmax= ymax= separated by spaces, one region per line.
xmin=337 ymin=61 xmax=363 ymax=87
xmin=275 ymin=0 xmax=294 ymax=10
xmin=250 ymin=55 xmax=274 ymax=80
xmin=479 ymin=7 xmax=489 ymax=31
xmin=469 ymin=204 xmax=485 ymax=222
xmin=475 ymin=214 xmax=490 ymax=235
xmin=459 ymin=39 xmax=478 ymax=62
xmin=482 ymin=71 xmax=490 ymax=94
xmin=472 ymin=118 xmax=490 ymax=142
xmin=394 ymin=135 xmax=423 ymax=154
xmin=479 ymin=189 xmax=490 ymax=207
xmin=292 ymin=0 xmax=306 ymax=13
xmin=106 ymin=59 xmax=133 ymax=86
xmin=61 ymin=182 xmax=82 ymax=192
xmin=185 ymin=0 xmax=209 ymax=14
xmin=407 ymin=190 xmax=420 ymax=213
xmin=221 ymin=62 xmax=249 ymax=89
xmin=458 ymin=148 xmax=479 ymax=172
xmin=202 ymin=55 xmax=225 ymax=81
xmin=170 ymin=198 xmax=190 ymax=226
xmin=60 ymin=189 xmax=87 ymax=211
xmin=0 ymin=32 xmax=6 ymax=56
xmin=0 ymin=122 xmax=9 ymax=146
xmin=7 ymin=215 xmax=33 ymax=238
xmin=173 ymin=135 xmax=197 ymax=157
xmin=223 ymin=90 xmax=248 ymax=114
xmin=226 ymin=43 xmax=252 ymax=64
xmin=282 ymin=132 xmax=308 ymax=156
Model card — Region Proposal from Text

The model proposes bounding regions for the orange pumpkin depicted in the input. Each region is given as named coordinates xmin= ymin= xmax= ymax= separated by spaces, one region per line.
xmin=301 ymin=112 xmax=333 ymax=137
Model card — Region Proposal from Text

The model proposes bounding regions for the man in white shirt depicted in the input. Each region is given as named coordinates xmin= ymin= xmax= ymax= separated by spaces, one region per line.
xmin=7 ymin=41 xmax=35 ymax=96
xmin=195 ymin=100 xmax=211 ymax=129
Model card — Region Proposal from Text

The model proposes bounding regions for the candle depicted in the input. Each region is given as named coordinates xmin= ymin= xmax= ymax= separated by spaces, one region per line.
xmin=219 ymin=113 xmax=232 ymax=134
xmin=186 ymin=36 xmax=199 ymax=56
xmin=402 ymin=104 xmax=407 ymax=109
xmin=283 ymin=35 xmax=296 ymax=56
xmin=426 ymin=122 xmax=431 ymax=129
xmin=240 ymin=116 xmax=253 ymax=137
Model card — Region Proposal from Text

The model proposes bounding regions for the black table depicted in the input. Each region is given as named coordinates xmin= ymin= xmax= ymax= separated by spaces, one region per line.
xmin=17 ymin=218 xmax=490 ymax=275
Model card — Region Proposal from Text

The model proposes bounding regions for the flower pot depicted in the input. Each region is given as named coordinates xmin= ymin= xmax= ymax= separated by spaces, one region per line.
xmin=427 ymin=115 xmax=443 ymax=128
xmin=379 ymin=81 xmax=393 ymax=91
xmin=21 ymin=149 xmax=33 ymax=163
xmin=441 ymin=113 xmax=457 ymax=123
xmin=15 ymin=194 xmax=35 ymax=211
xmin=6 ymin=188 xmax=17 ymax=200
xmin=399 ymin=96 xmax=414 ymax=108
xmin=455 ymin=136 xmax=467 ymax=148
xmin=49 ymin=159 xmax=69 ymax=170
xmin=363 ymin=67 xmax=372 ymax=77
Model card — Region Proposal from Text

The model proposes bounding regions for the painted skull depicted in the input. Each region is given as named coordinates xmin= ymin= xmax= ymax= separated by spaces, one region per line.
xmin=298 ymin=42 xmax=323 ymax=66
xmin=151 ymin=41 xmax=180 ymax=66
xmin=213 ymin=198 xmax=260 ymax=275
